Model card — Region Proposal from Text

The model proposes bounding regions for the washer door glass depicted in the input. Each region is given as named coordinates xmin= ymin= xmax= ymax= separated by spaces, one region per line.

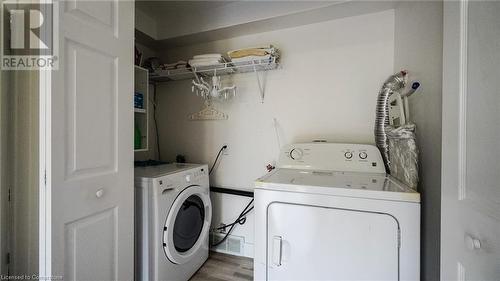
xmin=163 ymin=185 xmax=211 ymax=265
xmin=173 ymin=194 xmax=205 ymax=252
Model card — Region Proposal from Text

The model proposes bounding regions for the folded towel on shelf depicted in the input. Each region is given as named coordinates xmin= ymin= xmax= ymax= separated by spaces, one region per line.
xmin=228 ymin=49 xmax=269 ymax=59
xmin=188 ymin=54 xmax=225 ymax=68
xmin=193 ymin=54 xmax=223 ymax=60
xmin=188 ymin=59 xmax=222 ymax=67
xmin=231 ymin=54 xmax=272 ymax=63
xmin=227 ymin=45 xmax=279 ymax=62
xmin=158 ymin=60 xmax=188 ymax=71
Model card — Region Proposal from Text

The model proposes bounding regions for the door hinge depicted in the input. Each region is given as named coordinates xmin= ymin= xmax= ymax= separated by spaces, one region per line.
xmin=44 ymin=170 xmax=47 ymax=185
xmin=6 ymin=252 xmax=10 ymax=264
xmin=8 ymin=189 xmax=11 ymax=202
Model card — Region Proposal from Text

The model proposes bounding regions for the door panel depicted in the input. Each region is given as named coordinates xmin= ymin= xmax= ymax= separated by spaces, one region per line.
xmin=45 ymin=0 xmax=133 ymax=279
xmin=267 ymin=203 xmax=399 ymax=281
xmin=466 ymin=0 xmax=500 ymax=222
xmin=65 ymin=208 xmax=117 ymax=281
xmin=66 ymin=40 xmax=117 ymax=177
xmin=442 ymin=1 xmax=500 ymax=280
xmin=65 ymin=0 xmax=116 ymax=32
xmin=463 ymin=4 xmax=500 ymax=278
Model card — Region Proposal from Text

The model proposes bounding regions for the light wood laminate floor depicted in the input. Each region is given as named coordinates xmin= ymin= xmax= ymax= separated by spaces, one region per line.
xmin=190 ymin=252 xmax=253 ymax=281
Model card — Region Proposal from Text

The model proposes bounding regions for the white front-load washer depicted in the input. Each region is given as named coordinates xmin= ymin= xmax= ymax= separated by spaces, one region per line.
xmin=135 ymin=163 xmax=211 ymax=281
xmin=254 ymin=143 xmax=420 ymax=281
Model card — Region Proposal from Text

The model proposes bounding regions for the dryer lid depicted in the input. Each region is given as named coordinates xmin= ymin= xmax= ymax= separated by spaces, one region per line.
xmin=256 ymin=168 xmax=420 ymax=203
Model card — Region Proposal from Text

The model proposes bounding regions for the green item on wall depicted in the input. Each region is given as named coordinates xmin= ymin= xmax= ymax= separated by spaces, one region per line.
xmin=134 ymin=124 xmax=142 ymax=149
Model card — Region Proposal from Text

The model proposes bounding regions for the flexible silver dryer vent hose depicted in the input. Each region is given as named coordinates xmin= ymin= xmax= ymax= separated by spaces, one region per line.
xmin=374 ymin=70 xmax=407 ymax=173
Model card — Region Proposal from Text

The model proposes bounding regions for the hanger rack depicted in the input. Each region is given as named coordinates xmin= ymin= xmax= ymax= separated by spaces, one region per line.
xmin=149 ymin=57 xmax=279 ymax=103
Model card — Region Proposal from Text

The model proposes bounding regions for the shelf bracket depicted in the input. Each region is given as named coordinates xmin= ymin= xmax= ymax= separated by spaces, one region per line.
xmin=254 ymin=65 xmax=266 ymax=103
xmin=192 ymin=68 xmax=201 ymax=83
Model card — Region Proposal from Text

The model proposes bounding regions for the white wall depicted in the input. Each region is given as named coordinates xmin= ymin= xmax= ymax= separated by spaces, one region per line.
xmin=209 ymin=192 xmax=255 ymax=257
xmin=394 ymin=1 xmax=443 ymax=280
xmin=3 ymin=71 xmax=39 ymax=276
xmin=135 ymin=8 xmax=158 ymax=40
xmin=156 ymin=10 xmax=395 ymax=255
xmin=0 ymin=63 xmax=11 ymax=275
xmin=0 ymin=70 xmax=39 ymax=275
xmin=135 ymin=42 xmax=157 ymax=63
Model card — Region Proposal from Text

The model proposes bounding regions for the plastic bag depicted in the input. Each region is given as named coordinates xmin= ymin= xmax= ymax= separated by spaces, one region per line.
xmin=387 ymin=123 xmax=419 ymax=189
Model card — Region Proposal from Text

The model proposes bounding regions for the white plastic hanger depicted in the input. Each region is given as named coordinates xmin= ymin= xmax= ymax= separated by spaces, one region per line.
xmin=188 ymin=100 xmax=228 ymax=121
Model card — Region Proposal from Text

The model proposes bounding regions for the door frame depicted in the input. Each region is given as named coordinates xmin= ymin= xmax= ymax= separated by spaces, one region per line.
xmin=38 ymin=0 xmax=56 ymax=276
xmin=38 ymin=68 xmax=50 ymax=278
xmin=440 ymin=0 xmax=467 ymax=279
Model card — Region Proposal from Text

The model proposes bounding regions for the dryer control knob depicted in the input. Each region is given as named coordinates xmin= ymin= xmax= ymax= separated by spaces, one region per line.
xmin=290 ymin=148 xmax=303 ymax=160
xmin=359 ymin=152 xmax=368 ymax=159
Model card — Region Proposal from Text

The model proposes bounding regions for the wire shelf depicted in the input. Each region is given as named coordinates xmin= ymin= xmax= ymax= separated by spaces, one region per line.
xmin=149 ymin=56 xmax=279 ymax=83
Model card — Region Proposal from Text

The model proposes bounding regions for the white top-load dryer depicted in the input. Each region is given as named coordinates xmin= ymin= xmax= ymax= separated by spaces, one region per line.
xmin=135 ymin=163 xmax=211 ymax=281
xmin=254 ymin=143 xmax=420 ymax=281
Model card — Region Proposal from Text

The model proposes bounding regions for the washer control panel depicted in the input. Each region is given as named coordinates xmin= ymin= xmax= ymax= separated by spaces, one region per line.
xmin=192 ymin=168 xmax=206 ymax=179
xmin=184 ymin=168 xmax=207 ymax=183
xmin=150 ymin=166 xmax=208 ymax=192
xmin=280 ymin=143 xmax=386 ymax=173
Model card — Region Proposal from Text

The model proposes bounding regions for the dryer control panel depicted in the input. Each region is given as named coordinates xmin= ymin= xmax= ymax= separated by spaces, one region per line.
xmin=279 ymin=143 xmax=386 ymax=174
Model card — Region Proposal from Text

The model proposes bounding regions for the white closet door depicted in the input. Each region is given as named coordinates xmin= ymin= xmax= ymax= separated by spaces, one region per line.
xmin=40 ymin=1 xmax=134 ymax=280
xmin=267 ymin=203 xmax=399 ymax=281
xmin=441 ymin=1 xmax=500 ymax=280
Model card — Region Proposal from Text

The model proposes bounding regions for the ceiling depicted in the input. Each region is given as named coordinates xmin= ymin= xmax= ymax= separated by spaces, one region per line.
xmin=136 ymin=1 xmax=235 ymax=23
xmin=136 ymin=1 xmax=340 ymax=40
xmin=135 ymin=1 xmax=397 ymax=48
